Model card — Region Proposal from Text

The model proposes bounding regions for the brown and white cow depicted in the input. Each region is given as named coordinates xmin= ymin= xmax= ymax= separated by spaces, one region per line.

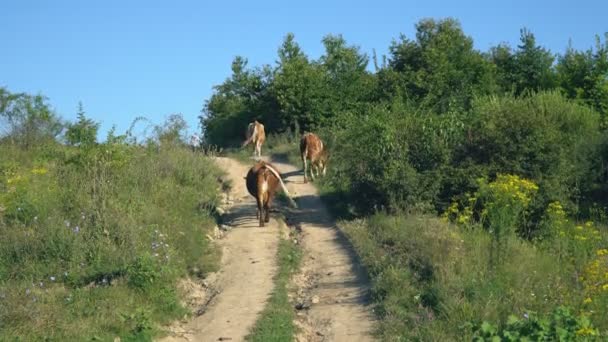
xmin=246 ymin=161 xmax=296 ymax=227
xmin=242 ymin=120 xmax=266 ymax=159
xmin=300 ymin=132 xmax=329 ymax=183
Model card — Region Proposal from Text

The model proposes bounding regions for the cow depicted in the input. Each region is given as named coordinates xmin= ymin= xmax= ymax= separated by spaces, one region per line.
xmin=300 ymin=132 xmax=329 ymax=183
xmin=242 ymin=120 xmax=266 ymax=159
xmin=245 ymin=161 xmax=296 ymax=227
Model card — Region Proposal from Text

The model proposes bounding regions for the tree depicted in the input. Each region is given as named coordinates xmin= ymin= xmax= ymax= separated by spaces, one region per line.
xmin=65 ymin=102 xmax=99 ymax=147
xmin=491 ymin=29 xmax=556 ymax=95
xmin=388 ymin=18 xmax=496 ymax=113
xmin=556 ymin=34 xmax=608 ymax=116
xmin=318 ymin=34 xmax=377 ymax=119
xmin=202 ymin=55 xmax=279 ymax=146
xmin=155 ymin=113 xmax=188 ymax=145
xmin=0 ymin=87 xmax=63 ymax=148
xmin=273 ymin=33 xmax=327 ymax=131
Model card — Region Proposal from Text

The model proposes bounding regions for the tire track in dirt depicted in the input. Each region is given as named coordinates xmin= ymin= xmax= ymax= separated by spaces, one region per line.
xmin=161 ymin=157 xmax=281 ymax=342
xmin=268 ymin=158 xmax=376 ymax=342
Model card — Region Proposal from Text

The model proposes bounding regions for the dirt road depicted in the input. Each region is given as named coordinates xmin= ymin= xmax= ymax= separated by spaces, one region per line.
xmin=161 ymin=156 xmax=375 ymax=342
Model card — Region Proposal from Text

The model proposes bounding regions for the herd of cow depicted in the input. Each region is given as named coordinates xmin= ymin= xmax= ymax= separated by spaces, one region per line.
xmin=241 ymin=120 xmax=329 ymax=227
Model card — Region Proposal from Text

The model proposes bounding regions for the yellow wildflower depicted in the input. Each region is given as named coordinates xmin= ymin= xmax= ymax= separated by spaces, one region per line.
xmin=597 ymin=249 xmax=608 ymax=256
xmin=583 ymin=297 xmax=593 ymax=304
xmin=576 ymin=327 xmax=597 ymax=336
xmin=31 ymin=167 xmax=48 ymax=175
xmin=7 ymin=175 xmax=23 ymax=184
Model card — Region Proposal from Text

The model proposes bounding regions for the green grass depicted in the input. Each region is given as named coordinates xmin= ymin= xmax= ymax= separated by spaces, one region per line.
xmin=338 ymin=214 xmax=608 ymax=340
xmin=246 ymin=232 xmax=302 ymax=342
xmin=0 ymin=142 xmax=223 ymax=341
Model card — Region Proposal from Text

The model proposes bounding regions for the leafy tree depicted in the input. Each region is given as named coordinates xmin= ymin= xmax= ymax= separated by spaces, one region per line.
xmin=318 ymin=34 xmax=377 ymax=119
xmin=202 ymin=56 xmax=277 ymax=145
xmin=491 ymin=29 xmax=556 ymax=95
xmin=556 ymin=34 xmax=608 ymax=116
xmin=273 ymin=33 xmax=327 ymax=131
xmin=154 ymin=113 xmax=188 ymax=145
xmin=388 ymin=18 xmax=496 ymax=113
xmin=0 ymin=87 xmax=63 ymax=148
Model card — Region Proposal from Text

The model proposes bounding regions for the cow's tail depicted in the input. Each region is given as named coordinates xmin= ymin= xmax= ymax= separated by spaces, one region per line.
xmin=265 ymin=164 xmax=298 ymax=208
xmin=242 ymin=123 xmax=257 ymax=147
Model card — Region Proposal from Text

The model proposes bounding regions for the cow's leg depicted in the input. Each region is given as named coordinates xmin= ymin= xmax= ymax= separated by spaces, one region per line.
xmin=310 ymin=164 xmax=317 ymax=181
xmin=257 ymin=194 xmax=265 ymax=227
xmin=264 ymin=201 xmax=270 ymax=223
xmin=256 ymin=141 xmax=262 ymax=158
xmin=302 ymin=154 xmax=308 ymax=183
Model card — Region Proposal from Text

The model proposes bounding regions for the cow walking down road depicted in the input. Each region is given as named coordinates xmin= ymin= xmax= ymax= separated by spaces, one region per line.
xmin=300 ymin=132 xmax=329 ymax=183
xmin=242 ymin=120 xmax=266 ymax=159
xmin=245 ymin=161 xmax=296 ymax=227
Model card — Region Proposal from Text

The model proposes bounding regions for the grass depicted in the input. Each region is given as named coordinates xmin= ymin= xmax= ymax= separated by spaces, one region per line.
xmin=246 ymin=229 xmax=302 ymax=342
xmin=338 ymin=213 xmax=608 ymax=340
xmin=0 ymin=142 xmax=223 ymax=341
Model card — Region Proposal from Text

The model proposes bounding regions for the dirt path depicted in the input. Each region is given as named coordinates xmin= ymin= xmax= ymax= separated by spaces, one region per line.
xmin=162 ymin=156 xmax=375 ymax=342
xmin=268 ymin=158 xmax=376 ymax=342
xmin=161 ymin=157 xmax=281 ymax=342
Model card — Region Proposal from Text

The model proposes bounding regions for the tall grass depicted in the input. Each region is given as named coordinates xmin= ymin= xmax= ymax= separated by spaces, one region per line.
xmin=0 ymin=142 xmax=222 ymax=340
xmin=340 ymin=214 xmax=607 ymax=340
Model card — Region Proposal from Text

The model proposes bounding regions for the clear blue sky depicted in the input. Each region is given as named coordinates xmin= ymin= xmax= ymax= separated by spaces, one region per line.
xmin=1 ymin=0 xmax=606 ymax=140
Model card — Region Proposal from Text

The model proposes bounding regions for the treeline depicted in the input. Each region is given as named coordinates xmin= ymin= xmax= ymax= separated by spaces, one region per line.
xmin=203 ymin=18 xmax=608 ymax=228
xmin=203 ymin=18 xmax=608 ymax=139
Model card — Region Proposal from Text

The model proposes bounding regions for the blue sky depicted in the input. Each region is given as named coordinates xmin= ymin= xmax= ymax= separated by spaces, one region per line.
xmin=1 ymin=0 xmax=606 ymax=140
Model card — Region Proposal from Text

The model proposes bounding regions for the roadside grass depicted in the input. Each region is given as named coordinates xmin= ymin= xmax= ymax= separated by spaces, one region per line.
xmin=337 ymin=213 xmax=608 ymax=340
xmin=246 ymin=228 xmax=302 ymax=342
xmin=224 ymin=146 xmax=255 ymax=164
xmin=0 ymin=142 xmax=223 ymax=341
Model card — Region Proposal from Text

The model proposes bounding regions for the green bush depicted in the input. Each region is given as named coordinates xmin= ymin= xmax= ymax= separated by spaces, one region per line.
xmin=323 ymin=104 xmax=452 ymax=214
xmin=127 ymin=254 xmax=161 ymax=290
xmin=469 ymin=306 xmax=600 ymax=341
xmin=455 ymin=92 xmax=601 ymax=213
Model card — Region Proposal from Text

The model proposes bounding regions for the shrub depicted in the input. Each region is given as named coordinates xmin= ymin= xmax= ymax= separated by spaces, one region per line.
xmin=456 ymin=92 xmax=601 ymax=213
xmin=469 ymin=306 xmax=600 ymax=341
xmin=324 ymin=104 xmax=452 ymax=214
